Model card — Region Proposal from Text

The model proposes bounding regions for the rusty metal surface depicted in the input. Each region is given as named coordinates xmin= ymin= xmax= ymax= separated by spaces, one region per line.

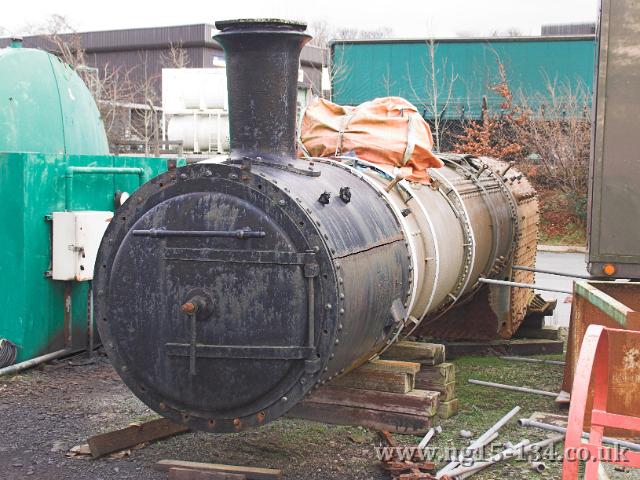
xmin=562 ymin=325 xmax=640 ymax=479
xmin=562 ymin=281 xmax=640 ymax=437
xmin=415 ymin=157 xmax=539 ymax=340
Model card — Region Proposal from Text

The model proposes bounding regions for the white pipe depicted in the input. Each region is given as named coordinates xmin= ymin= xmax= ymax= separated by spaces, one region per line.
xmin=469 ymin=379 xmax=559 ymax=397
xmin=418 ymin=425 xmax=442 ymax=449
xmin=0 ymin=348 xmax=72 ymax=377
xmin=450 ymin=439 xmax=530 ymax=479
xmin=531 ymin=461 xmax=546 ymax=473
xmin=475 ymin=431 xmax=499 ymax=449
xmin=448 ymin=435 xmax=563 ymax=479
xmin=437 ymin=406 xmax=521 ymax=478
xmin=518 ymin=418 xmax=640 ymax=452
xmin=500 ymin=356 xmax=565 ymax=366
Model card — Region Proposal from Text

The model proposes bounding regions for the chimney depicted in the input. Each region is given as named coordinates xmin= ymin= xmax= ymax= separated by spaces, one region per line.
xmin=214 ymin=19 xmax=311 ymax=163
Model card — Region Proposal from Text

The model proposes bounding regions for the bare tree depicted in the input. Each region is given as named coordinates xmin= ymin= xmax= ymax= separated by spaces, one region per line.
xmin=406 ymin=39 xmax=459 ymax=152
xmin=22 ymin=15 xmax=165 ymax=152
xmin=323 ymin=46 xmax=351 ymax=101
xmin=454 ymin=62 xmax=591 ymax=223
xmin=381 ymin=65 xmax=396 ymax=96
xmin=161 ymin=42 xmax=190 ymax=68
xmin=308 ymin=20 xmax=393 ymax=47
xmin=306 ymin=20 xmax=392 ymax=101
xmin=17 ymin=14 xmax=75 ymax=36
xmin=511 ymin=77 xmax=591 ymax=210
xmin=490 ymin=27 xmax=524 ymax=37
xmin=307 ymin=19 xmax=334 ymax=48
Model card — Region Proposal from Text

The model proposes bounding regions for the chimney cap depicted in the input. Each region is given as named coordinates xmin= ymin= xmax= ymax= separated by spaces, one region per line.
xmin=215 ymin=18 xmax=307 ymax=33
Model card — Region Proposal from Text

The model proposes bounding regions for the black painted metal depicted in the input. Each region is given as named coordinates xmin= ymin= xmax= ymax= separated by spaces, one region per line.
xmin=132 ymin=229 xmax=266 ymax=239
xmin=93 ymin=20 xmax=411 ymax=433
xmin=214 ymin=19 xmax=311 ymax=162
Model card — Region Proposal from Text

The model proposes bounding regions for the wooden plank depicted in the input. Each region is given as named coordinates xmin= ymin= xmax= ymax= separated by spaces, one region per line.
xmin=306 ymin=386 xmax=439 ymax=417
xmin=381 ymin=341 xmax=446 ymax=365
xmin=359 ymin=359 xmax=421 ymax=375
xmin=88 ymin=418 xmax=189 ymax=458
xmin=157 ymin=460 xmax=281 ymax=480
xmin=414 ymin=362 xmax=456 ymax=387
xmin=289 ymin=401 xmax=435 ymax=434
xmin=416 ymin=381 xmax=455 ymax=402
xmin=437 ymin=399 xmax=459 ymax=419
xmin=169 ymin=467 xmax=246 ymax=480
xmin=331 ymin=369 xmax=413 ymax=393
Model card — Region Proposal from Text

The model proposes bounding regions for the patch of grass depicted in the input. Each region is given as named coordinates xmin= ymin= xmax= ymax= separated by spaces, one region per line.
xmin=538 ymin=226 xmax=586 ymax=247
xmin=396 ymin=354 xmax=567 ymax=479
xmin=537 ymin=188 xmax=587 ymax=246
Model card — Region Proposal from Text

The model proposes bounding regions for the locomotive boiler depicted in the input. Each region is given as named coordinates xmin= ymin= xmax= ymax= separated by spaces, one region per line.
xmin=94 ymin=19 xmax=539 ymax=433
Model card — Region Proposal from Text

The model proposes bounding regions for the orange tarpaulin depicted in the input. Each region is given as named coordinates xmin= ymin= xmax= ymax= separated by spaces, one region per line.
xmin=299 ymin=97 xmax=443 ymax=183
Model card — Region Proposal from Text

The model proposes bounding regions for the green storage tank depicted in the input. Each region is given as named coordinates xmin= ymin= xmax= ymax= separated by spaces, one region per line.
xmin=0 ymin=42 xmax=184 ymax=368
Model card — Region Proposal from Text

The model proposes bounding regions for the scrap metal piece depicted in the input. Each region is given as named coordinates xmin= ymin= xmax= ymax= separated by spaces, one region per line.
xmin=437 ymin=406 xmax=521 ymax=478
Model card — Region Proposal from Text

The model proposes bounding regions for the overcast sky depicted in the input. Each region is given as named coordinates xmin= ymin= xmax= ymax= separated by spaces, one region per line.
xmin=2 ymin=0 xmax=599 ymax=38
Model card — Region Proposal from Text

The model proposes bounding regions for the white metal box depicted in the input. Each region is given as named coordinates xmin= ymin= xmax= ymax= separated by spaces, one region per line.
xmin=51 ymin=211 xmax=114 ymax=281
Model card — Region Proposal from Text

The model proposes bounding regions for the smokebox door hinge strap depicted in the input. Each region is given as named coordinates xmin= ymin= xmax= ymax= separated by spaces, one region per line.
xmin=165 ymin=344 xmax=316 ymax=360
xmin=133 ymin=229 xmax=266 ymax=239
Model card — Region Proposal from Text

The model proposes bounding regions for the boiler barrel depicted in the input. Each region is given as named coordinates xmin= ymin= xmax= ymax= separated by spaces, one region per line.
xmin=93 ymin=19 xmax=531 ymax=434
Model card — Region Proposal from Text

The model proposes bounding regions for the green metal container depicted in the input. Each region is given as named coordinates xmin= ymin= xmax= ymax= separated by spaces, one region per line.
xmin=0 ymin=45 xmax=184 ymax=364
xmin=331 ymin=36 xmax=596 ymax=119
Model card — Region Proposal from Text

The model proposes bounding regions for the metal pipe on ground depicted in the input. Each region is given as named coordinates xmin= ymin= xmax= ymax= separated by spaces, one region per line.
xmin=468 ymin=379 xmax=559 ymax=398
xmin=518 ymin=418 xmax=640 ymax=452
xmin=0 ymin=280 xmax=76 ymax=377
xmin=0 ymin=348 xmax=72 ymax=377
xmin=531 ymin=461 xmax=546 ymax=473
xmin=418 ymin=425 xmax=442 ymax=449
xmin=448 ymin=439 xmax=530 ymax=479
xmin=447 ymin=435 xmax=563 ymax=479
xmin=500 ymin=356 xmax=565 ymax=366
xmin=476 ymin=431 xmax=499 ymax=449
xmin=436 ymin=406 xmax=521 ymax=478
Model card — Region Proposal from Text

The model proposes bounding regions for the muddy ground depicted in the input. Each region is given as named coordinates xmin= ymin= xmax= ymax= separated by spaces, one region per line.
xmin=0 ymin=351 xmax=387 ymax=480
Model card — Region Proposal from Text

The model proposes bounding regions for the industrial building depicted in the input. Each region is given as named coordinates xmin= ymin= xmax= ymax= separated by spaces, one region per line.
xmin=0 ymin=24 xmax=325 ymax=102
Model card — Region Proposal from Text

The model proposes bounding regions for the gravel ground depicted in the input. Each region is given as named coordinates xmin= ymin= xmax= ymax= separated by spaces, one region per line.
xmin=0 ymin=352 xmax=388 ymax=480
xmin=4 ymin=350 xmax=639 ymax=480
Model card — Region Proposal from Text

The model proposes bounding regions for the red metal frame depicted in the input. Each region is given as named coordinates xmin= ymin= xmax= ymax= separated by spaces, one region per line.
xmin=563 ymin=325 xmax=640 ymax=479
